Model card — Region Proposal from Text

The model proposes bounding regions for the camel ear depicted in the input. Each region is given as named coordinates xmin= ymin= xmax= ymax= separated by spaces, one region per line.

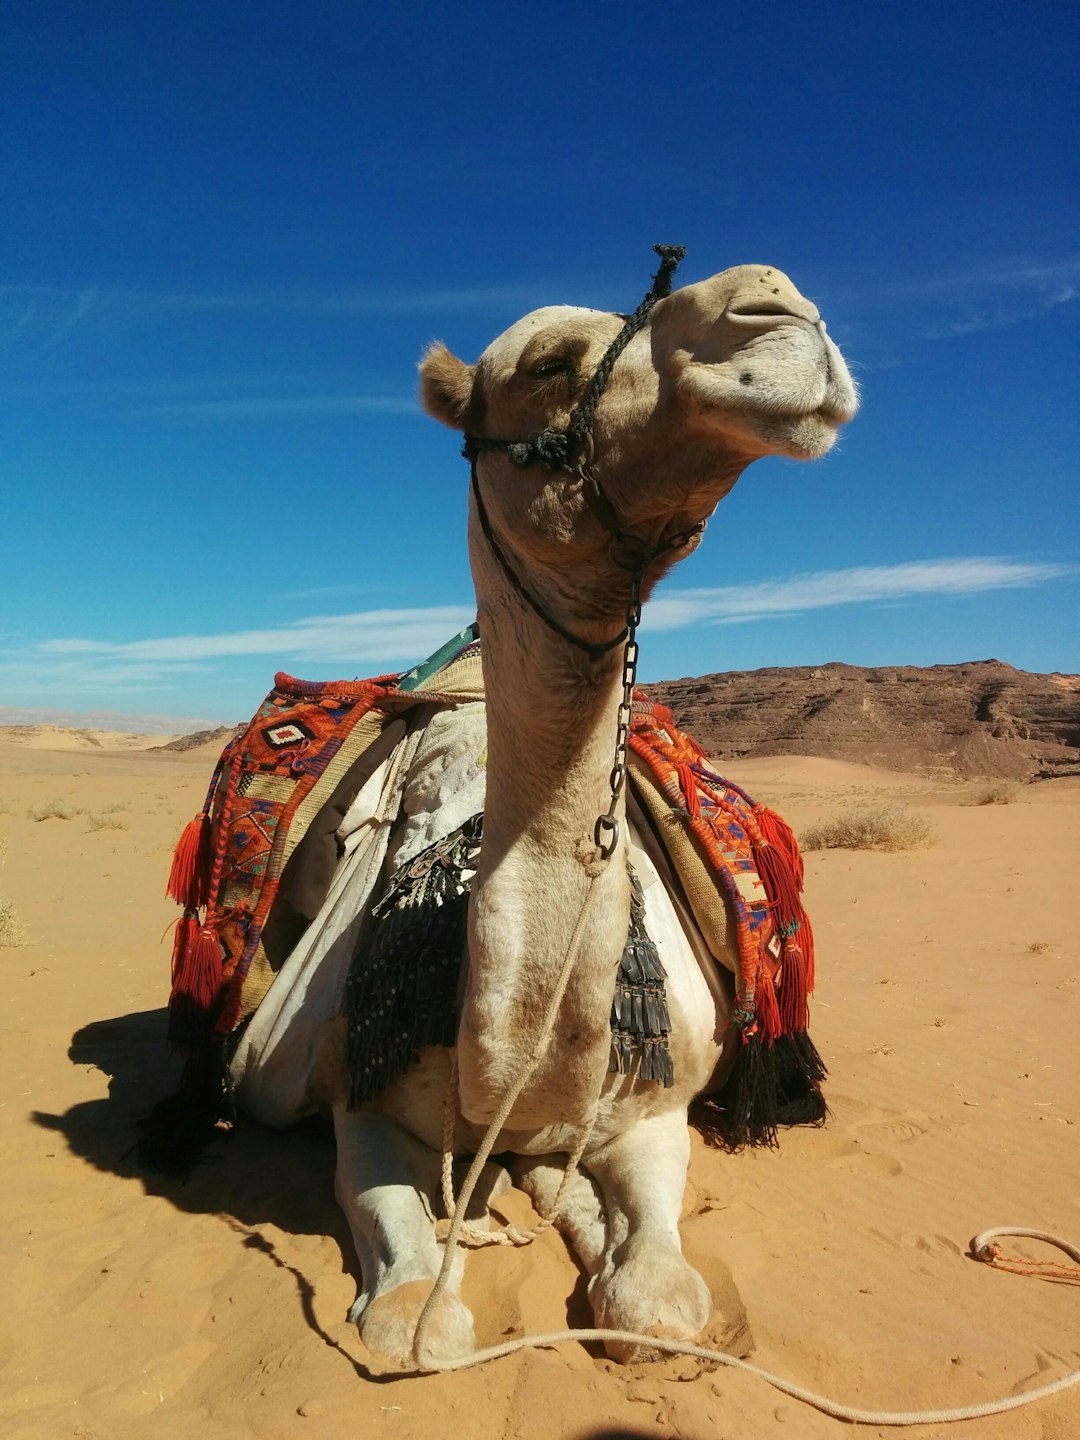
xmin=419 ymin=342 xmax=477 ymax=430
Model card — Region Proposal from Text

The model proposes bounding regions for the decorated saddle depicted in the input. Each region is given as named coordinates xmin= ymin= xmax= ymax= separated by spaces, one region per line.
xmin=150 ymin=626 xmax=822 ymax=1166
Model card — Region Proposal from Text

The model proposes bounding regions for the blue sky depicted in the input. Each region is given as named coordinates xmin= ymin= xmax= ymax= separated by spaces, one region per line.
xmin=2 ymin=1 xmax=1077 ymax=730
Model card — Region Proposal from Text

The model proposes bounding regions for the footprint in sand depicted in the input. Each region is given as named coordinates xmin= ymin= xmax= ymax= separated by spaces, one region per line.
xmin=853 ymin=1114 xmax=929 ymax=1145
xmin=901 ymin=1232 xmax=965 ymax=1257
xmin=832 ymin=1146 xmax=903 ymax=1177
xmin=812 ymin=1130 xmax=904 ymax=1176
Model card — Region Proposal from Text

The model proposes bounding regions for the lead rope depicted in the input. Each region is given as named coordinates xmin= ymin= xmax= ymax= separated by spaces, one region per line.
xmin=415 ymin=1194 xmax=1080 ymax=1427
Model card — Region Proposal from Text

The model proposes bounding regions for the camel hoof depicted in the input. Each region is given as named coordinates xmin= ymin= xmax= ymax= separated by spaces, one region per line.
xmin=591 ymin=1249 xmax=713 ymax=1364
xmin=354 ymin=1279 xmax=476 ymax=1370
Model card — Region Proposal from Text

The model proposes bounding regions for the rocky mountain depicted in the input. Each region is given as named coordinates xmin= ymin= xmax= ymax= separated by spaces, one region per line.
xmin=152 ymin=726 xmax=239 ymax=754
xmin=644 ymin=660 xmax=1080 ymax=780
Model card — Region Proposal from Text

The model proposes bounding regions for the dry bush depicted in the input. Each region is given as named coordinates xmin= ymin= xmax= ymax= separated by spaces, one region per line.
xmin=801 ymin=804 xmax=936 ymax=853
xmin=86 ymin=811 xmax=129 ymax=832
xmin=26 ymin=798 xmax=79 ymax=822
xmin=0 ymin=896 xmax=28 ymax=947
xmin=1027 ymin=940 xmax=1052 ymax=955
xmin=963 ymin=780 xmax=1022 ymax=806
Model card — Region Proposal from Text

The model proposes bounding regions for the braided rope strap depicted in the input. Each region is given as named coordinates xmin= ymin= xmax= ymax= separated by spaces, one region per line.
xmin=463 ymin=243 xmax=686 ymax=472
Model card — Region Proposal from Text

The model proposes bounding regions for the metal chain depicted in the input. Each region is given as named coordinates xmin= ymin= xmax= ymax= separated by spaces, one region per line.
xmin=593 ymin=565 xmax=645 ymax=860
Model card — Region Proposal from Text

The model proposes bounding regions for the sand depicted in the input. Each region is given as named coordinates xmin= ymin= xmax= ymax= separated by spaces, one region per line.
xmin=1 ymin=737 xmax=1077 ymax=1439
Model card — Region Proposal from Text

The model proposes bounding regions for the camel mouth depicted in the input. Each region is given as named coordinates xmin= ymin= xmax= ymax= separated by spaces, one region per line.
xmin=677 ymin=321 xmax=858 ymax=457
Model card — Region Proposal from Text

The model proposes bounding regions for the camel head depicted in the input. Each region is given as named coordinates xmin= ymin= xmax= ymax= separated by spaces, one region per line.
xmin=420 ymin=257 xmax=857 ymax=630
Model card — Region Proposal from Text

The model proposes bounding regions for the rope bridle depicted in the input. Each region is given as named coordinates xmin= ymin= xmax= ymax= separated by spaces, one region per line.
xmin=464 ymin=244 xmax=704 ymax=858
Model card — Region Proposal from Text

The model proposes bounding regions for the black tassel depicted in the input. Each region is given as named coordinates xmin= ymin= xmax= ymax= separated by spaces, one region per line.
xmin=774 ymin=1030 xmax=828 ymax=1128
xmin=136 ymin=1038 xmax=233 ymax=1177
xmin=692 ymin=1027 xmax=828 ymax=1151
xmin=346 ymin=815 xmax=481 ymax=1109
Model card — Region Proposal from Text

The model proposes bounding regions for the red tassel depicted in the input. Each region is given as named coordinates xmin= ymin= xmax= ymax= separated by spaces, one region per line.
xmin=800 ymin=910 xmax=816 ymax=996
xmin=166 ymin=812 xmax=213 ymax=910
xmin=171 ymin=913 xmax=223 ymax=1011
xmin=778 ymin=938 xmax=809 ymax=1033
xmin=170 ymin=909 xmax=196 ymax=981
xmin=755 ymin=805 xmax=804 ymax=891
xmin=754 ymin=972 xmax=783 ymax=1041
xmin=754 ymin=840 xmax=803 ymax=933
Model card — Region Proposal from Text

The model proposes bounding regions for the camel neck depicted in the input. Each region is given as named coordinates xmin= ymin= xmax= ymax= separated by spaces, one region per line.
xmin=457 ymin=584 xmax=633 ymax=1132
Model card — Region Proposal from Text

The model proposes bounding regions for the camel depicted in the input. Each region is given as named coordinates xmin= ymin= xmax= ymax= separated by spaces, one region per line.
xmin=227 ymin=251 xmax=857 ymax=1369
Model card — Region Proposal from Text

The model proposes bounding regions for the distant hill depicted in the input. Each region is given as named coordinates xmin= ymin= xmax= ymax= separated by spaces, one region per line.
xmin=151 ymin=726 xmax=240 ymax=754
xmin=0 ymin=723 xmax=181 ymax=752
xmin=6 ymin=662 xmax=1078 ymax=779
xmin=645 ymin=660 xmax=1080 ymax=780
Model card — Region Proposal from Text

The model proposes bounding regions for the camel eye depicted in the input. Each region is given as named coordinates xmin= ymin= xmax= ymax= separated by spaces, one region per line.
xmin=530 ymin=357 xmax=571 ymax=379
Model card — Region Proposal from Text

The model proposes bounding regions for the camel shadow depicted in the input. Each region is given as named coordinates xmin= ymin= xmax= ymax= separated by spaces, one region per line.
xmin=31 ymin=1007 xmax=594 ymax=1376
xmin=31 ymin=1006 xmax=377 ymax=1373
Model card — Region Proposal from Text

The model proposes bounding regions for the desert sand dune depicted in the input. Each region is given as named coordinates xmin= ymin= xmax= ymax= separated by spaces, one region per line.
xmin=1 ymin=738 xmax=1077 ymax=1439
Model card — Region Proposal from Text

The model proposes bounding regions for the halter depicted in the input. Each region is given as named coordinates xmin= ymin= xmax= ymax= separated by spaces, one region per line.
xmin=462 ymin=245 xmax=706 ymax=858
xmin=463 ymin=244 xmax=706 ymax=665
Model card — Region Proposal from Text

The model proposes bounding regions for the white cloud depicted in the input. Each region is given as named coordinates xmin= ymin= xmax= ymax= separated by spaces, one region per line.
xmin=40 ymin=606 xmax=476 ymax=665
xmin=830 ymin=254 xmax=1080 ymax=345
xmin=140 ymin=395 xmax=419 ymax=420
xmin=2 ymin=558 xmax=1070 ymax=707
xmin=641 ymin=558 xmax=1072 ymax=631
xmin=0 ymin=280 xmax=544 ymax=322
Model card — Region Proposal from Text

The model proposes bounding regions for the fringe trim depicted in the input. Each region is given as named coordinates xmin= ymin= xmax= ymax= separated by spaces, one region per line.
xmin=692 ymin=1028 xmax=827 ymax=1150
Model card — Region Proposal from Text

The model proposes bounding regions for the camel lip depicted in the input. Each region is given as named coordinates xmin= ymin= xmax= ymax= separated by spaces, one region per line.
xmin=681 ymin=362 xmax=858 ymax=426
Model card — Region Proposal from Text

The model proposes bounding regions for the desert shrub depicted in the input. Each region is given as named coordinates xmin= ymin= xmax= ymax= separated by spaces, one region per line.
xmin=801 ymin=804 xmax=936 ymax=853
xmin=963 ymin=780 xmax=1022 ymax=806
xmin=26 ymin=798 xmax=79 ymax=822
xmin=1026 ymin=940 xmax=1052 ymax=955
xmin=86 ymin=811 xmax=129 ymax=832
xmin=0 ymin=896 xmax=28 ymax=946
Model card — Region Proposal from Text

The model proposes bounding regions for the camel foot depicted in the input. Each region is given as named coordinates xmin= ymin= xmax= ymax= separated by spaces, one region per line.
xmin=352 ymin=1279 xmax=476 ymax=1370
xmin=590 ymin=1243 xmax=714 ymax=1364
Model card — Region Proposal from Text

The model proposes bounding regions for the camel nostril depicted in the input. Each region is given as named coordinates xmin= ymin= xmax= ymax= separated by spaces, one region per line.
xmin=727 ymin=299 xmax=799 ymax=320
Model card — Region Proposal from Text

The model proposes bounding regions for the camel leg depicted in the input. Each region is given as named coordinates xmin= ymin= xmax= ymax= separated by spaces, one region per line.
xmin=332 ymin=1104 xmax=475 ymax=1368
xmin=513 ymin=1155 xmax=609 ymax=1273
xmin=582 ymin=1109 xmax=716 ymax=1362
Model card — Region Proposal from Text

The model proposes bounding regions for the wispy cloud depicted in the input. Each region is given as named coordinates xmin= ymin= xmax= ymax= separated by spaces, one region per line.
xmin=642 ymin=557 xmax=1072 ymax=630
xmin=827 ymin=253 xmax=1080 ymax=346
xmin=6 ymin=366 xmax=421 ymax=421
xmin=2 ymin=558 xmax=1070 ymax=709
xmin=139 ymin=394 xmax=419 ymax=420
xmin=0 ymin=279 xmax=545 ymax=323
xmin=39 ymin=606 xmax=477 ymax=665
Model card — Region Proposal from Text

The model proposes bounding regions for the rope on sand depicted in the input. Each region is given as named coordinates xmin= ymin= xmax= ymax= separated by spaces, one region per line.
xmin=414 ymin=1225 xmax=1080 ymax=1426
